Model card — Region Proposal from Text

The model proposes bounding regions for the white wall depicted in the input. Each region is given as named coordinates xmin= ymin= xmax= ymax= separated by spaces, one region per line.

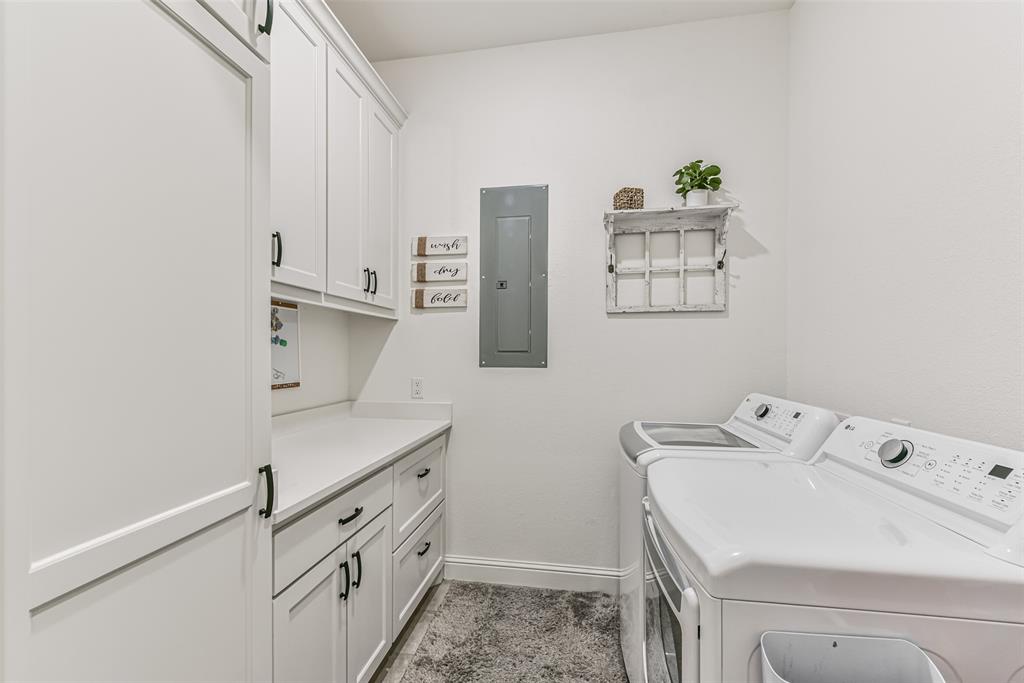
xmin=787 ymin=0 xmax=1024 ymax=448
xmin=357 ymin=12 xmax=791 ymax=573
xmin=272 ymin=304 xmax=351 ymax=416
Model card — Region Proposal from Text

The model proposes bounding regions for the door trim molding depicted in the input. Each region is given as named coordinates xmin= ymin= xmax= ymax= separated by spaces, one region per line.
xmin=29 ymin=481 xmax=252 ymax=609
xmin=443 ymin=554 xmax=622 ymax=594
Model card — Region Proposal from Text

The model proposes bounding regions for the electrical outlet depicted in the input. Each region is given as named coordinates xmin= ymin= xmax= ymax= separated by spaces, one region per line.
xmin=411 ymin=377 xmax=424 ymax=399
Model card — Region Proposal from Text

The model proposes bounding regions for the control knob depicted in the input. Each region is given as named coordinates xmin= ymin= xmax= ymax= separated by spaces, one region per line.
xmin=878 ymin=438 xmax=913 ymax=468
xmin=754 ymin=403 xmax=771 ymax=420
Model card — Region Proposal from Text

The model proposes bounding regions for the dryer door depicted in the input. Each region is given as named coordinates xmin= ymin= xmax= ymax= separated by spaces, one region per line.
xmin=643 ymin=499 xmax=700 ymax=683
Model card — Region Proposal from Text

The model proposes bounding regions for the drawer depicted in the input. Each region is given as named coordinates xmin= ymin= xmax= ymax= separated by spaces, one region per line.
xmin=274 ymin=468 xmax=392 ymax=595
xmin=392 ymin=435 xmax=445 ymax=549
xmin=392 ymin=502 xmax=444 ymax=635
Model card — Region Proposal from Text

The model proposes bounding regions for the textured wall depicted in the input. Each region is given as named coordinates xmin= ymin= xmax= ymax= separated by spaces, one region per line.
xmin=786 ymin=0 xmax=1023 ymax=448
xmin=356 ymin=11 xmax=792 ymax=571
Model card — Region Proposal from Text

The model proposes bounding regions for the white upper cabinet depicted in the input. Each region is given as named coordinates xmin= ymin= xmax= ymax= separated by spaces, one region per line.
xmin=204 ymin=0 xmax=273 ymax=60
xmin=270 ymin=0 xmax=406 ymax=314
xmin=326 ymin=45 xmax=370 ymax=301
xmin=271 ymin=0 xmax=327 ymax=291
xmin=2 ymin=0 xmax=271 ymax=680
xmin=364 ymin=101 xmax=399 ymax=310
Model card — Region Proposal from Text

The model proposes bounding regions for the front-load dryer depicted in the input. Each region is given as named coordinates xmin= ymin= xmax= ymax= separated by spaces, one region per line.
xmin=645 ymin=417 xmax=1024 ymax=683
xmin=618 ymin=393 xmax=840 ymax=683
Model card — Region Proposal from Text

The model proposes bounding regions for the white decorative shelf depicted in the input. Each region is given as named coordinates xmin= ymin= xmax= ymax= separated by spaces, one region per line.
xmin=604 ymin=203 xmax=737 ymax=313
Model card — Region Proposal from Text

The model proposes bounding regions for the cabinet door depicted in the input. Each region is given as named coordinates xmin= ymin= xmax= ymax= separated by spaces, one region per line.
xmin=1 ymin=1 xmax=271 ymax=680
xmin=270 ymin=0 xmax=326 ymax=291
xmin=273 ymin=547 xmax=349 ymax=683
xmin=204 ymin=0 xmax=272 ymax=60
xmin=325 ymin=46 xmax=370 ymax=302
xmin=346 ymin=511 xmax=393 ymax=683
xmin=364 ymin=101 xmax=399 ymax=310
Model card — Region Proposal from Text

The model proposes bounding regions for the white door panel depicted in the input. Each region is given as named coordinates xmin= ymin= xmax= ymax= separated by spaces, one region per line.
xmin=273 ymin=546 xmax=348 ymax=683
xmin=270 ymin=0 xmax=326 ymax=291
xmin=2 ymin=0 xmax=272 ymax=679
xmin=28 ymin=513 xmax=251 ymax=682
xmin=203 ymin=0 xmax=272 ymax=60
xmin=347 ymin=511 xmax=393 ymax=683
xmin=325 ymin=46 xmax=369 ymax=302
xmin=364 ymin=104 xmax=398 ymax=310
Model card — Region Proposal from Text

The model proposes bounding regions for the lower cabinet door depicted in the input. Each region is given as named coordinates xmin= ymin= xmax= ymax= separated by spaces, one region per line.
xmin=274 ymin=545 xmax=349 ymax=683
xmin=346 ymin=510 xmax=394 ymax=683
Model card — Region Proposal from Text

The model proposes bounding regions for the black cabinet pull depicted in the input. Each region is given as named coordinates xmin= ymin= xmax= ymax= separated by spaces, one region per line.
xmin=370 ymin=270 xmax=378 ymax=295
xmin=258 ymin=464 xmax=274 ymax=519
xmin=338 ymin=560 xmax=350 ymax=600
xmin=351 ymin=551 xmax=362 ymax=588
xmin=258 ymin=0 xmax=274 ymax=34
xmin=416 ymin=541 xmax=431 ymax=557
xmin=272 ymin=232 xmax=282 ymax=267
xmin=363 ymin=268 xmax=371 ymax=293
xmin=338 ymin=506 xmax=363 ymax=525
xmin=416 ymin=467 xmax=431 ymax=479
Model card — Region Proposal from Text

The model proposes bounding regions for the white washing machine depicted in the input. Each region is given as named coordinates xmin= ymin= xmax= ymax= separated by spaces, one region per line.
xmin=645 ymin=417 xmax=1024 ymax=683
xmin=618 ymin=393 xmax=840 ymax=683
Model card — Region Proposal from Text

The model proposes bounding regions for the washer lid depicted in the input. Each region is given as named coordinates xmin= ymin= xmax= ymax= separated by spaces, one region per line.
xmin=647 ymin=458 xmax=1024 ymax=622
xmin=618 ymin=421 xmax=761 ymax=464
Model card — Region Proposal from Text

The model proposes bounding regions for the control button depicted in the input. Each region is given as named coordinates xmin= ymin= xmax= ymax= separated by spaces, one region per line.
xmin=878 ymin=438 xmax=914 ymax=468
xmin=754 ymin=403 xmax=771 ymax=419
xmin=864 ymin=440 xmax=875 ymax=449
xmin=924 ymin=459 xmax=938 ymax=470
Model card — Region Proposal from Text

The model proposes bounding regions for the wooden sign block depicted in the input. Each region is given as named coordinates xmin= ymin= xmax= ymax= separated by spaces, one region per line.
xmin=412 ymin=235 xmax=467 ymax=256
xmin=411 ymin=261 xmax=468 ymax=282
xmin=412 ymin=288 xmax=468 ymax=309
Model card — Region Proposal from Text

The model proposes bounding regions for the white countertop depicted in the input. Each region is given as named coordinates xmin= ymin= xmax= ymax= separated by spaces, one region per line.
xmin=272 ymin=401 xmax=452 ymax=525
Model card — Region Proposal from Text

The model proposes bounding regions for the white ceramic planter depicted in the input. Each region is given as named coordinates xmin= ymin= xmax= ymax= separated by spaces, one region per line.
xmin=685 ymin=189 xmax=709 ymax=207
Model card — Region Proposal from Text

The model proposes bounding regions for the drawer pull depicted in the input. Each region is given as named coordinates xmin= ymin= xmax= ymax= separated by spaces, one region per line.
xmin=352 ymin=551 xmax=362 ymax=588
xmin=416 ymin=541 xmax=431 ymax=557
xmin=338 ymin=506 xmax=364 ymax=525
xmin=416 ymin=467 xmax=431 ymax=479
xmin=338 ymin=560 xmax=350 ymax=600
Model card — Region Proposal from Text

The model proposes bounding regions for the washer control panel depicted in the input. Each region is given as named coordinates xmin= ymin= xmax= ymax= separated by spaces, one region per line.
xmin=741 ymin=399 xmax=806 ymax=440
xmin=728 ymin=394 xmax=840 ymax=460
xmin=820 ymin=417 xmax=1024 ymax=528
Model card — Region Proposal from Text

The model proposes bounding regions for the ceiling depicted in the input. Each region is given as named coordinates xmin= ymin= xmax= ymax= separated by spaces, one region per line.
xmin=325 ymin=0 xmax=795 ymax=62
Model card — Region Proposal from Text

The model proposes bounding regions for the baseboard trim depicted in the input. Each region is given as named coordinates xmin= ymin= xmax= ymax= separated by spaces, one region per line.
xmin=444 ymin=555 xmax=621 ymax=594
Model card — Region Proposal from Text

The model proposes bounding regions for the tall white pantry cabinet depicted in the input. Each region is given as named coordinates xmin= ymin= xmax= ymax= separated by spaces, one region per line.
xmin=0 ymin=0 xmax=405 ymax=682
xmin=1 ymin=0 xmax=273 ymax=681
xmin=270 ymin=0 xmax=404 ymax=313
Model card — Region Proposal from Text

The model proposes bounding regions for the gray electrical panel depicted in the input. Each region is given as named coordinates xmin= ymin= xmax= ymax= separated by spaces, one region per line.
xmin=479 ymin=185 xmax=548 ymax=368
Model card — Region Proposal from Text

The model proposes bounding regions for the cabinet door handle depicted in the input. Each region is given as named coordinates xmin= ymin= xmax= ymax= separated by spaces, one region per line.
xmin=370 ymin=270 xmax=378 ymax=295
xmin=258 ymin=0 xmax=274 ymax=34
xmin=363 ymin=268 xmax=371 ymax=293
xmin=351 ymin=551 xmax=362 ymax=588
xmin=416 ymin=541 xmax=431 ymax=557
xmin=272 ymin=232 xmax=282 ymax=268
xmin=338 ymin=560 xmax=350 ymax=600
xmin=338 ymin=506 xmax=363 ymax=526
xmin=258 ymin=464 xmax=274 ymax=519
xmin=416 ymin=467 xmax=431 ymax=479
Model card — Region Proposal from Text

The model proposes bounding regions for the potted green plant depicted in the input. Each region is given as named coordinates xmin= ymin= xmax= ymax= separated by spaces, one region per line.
xmin=673 ymin=160 xmax=722 ymax=207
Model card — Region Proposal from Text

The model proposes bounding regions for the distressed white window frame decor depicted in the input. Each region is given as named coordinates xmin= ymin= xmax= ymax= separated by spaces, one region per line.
xmin=604 ymin=204 xmax=737 ymax=313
